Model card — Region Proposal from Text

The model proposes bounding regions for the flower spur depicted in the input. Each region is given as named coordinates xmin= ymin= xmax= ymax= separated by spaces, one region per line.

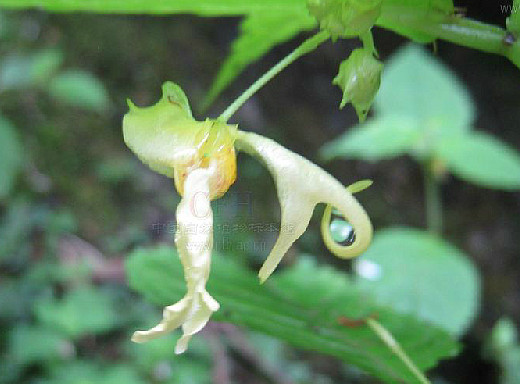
xmin=123 ymin=82 xmax=372 ymax=353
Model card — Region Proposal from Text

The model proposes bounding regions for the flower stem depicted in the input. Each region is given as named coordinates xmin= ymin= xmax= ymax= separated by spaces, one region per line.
xmin=378 ymin=10 xmax=520 ymax=68
xmin=424 ymin=158 xmax=442 ymax=235
xmin=367 ymin=318 xmax=431 ymax=384
xmin=218 ymin=30 xmax=329 ymax=123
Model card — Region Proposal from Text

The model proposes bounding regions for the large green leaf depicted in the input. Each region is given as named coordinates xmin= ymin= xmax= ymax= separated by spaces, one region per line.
xmin=354 ymin=228 xmax=480 ymax=336
xmin=0 ymin=0 xmax=308 ymax=14
xmin=203 ymin=11 xmax=316 ymax=107
xmin=375 ymin=44 xmax=474 ymax=135
xmin=0 ymin=116 xmax=23 ymax=198
xmin=435 ymin=132 xmax=520 ymax=190
xmin=127 ymin=245 xmax=459 ymax=383
xmin=319 ymin=115 xmax=421 ymax=161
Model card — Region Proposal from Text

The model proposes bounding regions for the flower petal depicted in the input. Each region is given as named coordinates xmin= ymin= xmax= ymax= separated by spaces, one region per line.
xmin=236 ymin=131 xmax=373 ymax=283
xmin=131 ymin=166 xmax=219 ymax=353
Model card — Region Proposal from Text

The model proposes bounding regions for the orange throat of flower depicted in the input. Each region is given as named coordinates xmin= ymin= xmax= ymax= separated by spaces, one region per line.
xmin=173 ymin=120 xmax=238 ymax=200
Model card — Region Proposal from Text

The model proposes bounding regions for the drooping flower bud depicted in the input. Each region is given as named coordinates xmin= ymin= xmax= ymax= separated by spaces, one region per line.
xmin=307 ymin=0 xmax=382 ymax=39
xmin=333 ymin=48 xmax=383 ymax=121
xmin=123 ymin=82 xmax=237 ymax=200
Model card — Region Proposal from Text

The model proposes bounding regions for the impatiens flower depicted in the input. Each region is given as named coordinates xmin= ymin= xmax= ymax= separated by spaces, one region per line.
xmin=123 ymin=82 xmax=372 ymax=352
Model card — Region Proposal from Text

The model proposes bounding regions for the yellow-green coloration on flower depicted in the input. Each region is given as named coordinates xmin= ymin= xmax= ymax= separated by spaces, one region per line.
xmin=123 ymin=82 xmax=372 ymax=353
xmin=333 ymin=48 xmax=383 ymax=121
xmin=307 ymin=0 xmax=382 ymax=39
xmin=123 ymin=82 xmax=238 ymax=200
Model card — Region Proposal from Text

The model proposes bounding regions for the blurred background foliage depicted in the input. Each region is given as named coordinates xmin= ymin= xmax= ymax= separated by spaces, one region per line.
xmin=1 ymin=1 xmax=520 ymax=383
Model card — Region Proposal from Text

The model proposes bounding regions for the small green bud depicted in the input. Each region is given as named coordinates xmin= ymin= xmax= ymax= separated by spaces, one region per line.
xmin=333 ymin=48 xmax=383 ymax=121
xmin=307 ymin=0 xmax=382 ymax=39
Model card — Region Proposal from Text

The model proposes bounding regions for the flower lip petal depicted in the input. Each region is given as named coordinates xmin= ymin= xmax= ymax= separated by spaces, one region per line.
xmin=131 ymin=164 xmax=219 ymax=353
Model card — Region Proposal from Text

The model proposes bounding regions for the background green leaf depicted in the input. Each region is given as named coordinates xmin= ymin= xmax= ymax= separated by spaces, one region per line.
xmin=127 ymin=246 xmax=459 ymax=383
xmin=320 ymin=115 xmax=420 ymax=161
xmin=375 ymin=44 xmax=474 ymax=133
xmin=48 ymin=70 xmax=110 ymax=112
xmin=35 ymin=287 xmax=120 ymax=338
xmin=0 ymin=116 xmax=23 ymax=198
xmin=42 ymin=363 xmax=145 ymax=384
xmin=0 ymin=49 xmax=63 ymax=91
xmin=435 ymin=132 xmax=520 ymax=190
xmin=203 ymin=11 xmax=316 ymax=107
xmin=354 ymin=228 xmax=480 ymax=336
xmin=8 ymin=325 xmax=69 ymax=366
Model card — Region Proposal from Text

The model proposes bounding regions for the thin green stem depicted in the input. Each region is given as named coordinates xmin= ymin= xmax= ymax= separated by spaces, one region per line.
xmin=218 ymin=30 xmax=330 ymax=123
xmin=423 ymin=159 xmax=442 ymax=235
xmin=367 ymin=318 xmax=431 ymax=384
xmin=360 ymin=30 xmax=377 ymax=56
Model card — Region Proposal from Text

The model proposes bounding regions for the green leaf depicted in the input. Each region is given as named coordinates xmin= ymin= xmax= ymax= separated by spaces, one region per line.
xmin=127 ymin=246 xmax=459 ymax=383
xmin=377 ymin=0 xmax=455 ymax=43
xmin=35 ymin=286 xmax=120 ymax=338
xmin=128 ymin=333 xmax=211 ymax=382
xmin=0 ymin=54 xmax=34 ymax=91
xmin=354 ymin=228 xmax=480 ymax=336
xmin=8 ymin=325 xmax=69 ymax=366
xmin=0 ymin=116 xmax=23 ymax=198
xmin=375 ymin=44 xmax=474 ymax=135
xmin=0 ymin=0 xmax=308 ymax=14
xmin=320 ymin=115 xmax=420 ymax=161
xmin=44 ymin=363 xmax=145 ymax=384
xmin=435 ymin=132 xmax=520 ymax=190
xmin=204 ymin=11 xmax=316 ymax=107
xmin=30 ymin=48 xmax=64 ymax=84
xmin=507 ymin=0 xmax=520 ymax=35
xmin=0 ymin=49 xmax=63 ymax=91
xmin=48 ymin=70 xmax=110 ymax=112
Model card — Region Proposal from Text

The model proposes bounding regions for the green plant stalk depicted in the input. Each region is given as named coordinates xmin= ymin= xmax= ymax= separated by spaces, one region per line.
xmin=218 ymin=30 xmax=330 ymax=122
xmin=423 ymin=159 xmax=442 ymax=235
xmin=367 ymin=318 xmax=431 ymax=384
xmin=378 ymin=12 xmax=520 ymax=68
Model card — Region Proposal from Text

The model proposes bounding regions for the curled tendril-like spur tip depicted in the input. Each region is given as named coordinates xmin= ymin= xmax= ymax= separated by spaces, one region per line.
xmin=235 ymin=131 xmax=373 ymax=283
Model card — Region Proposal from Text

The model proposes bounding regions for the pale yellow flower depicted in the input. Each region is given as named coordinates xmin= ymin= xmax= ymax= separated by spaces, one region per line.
xmin=123 ymin=82 xmax=372 ymax=352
